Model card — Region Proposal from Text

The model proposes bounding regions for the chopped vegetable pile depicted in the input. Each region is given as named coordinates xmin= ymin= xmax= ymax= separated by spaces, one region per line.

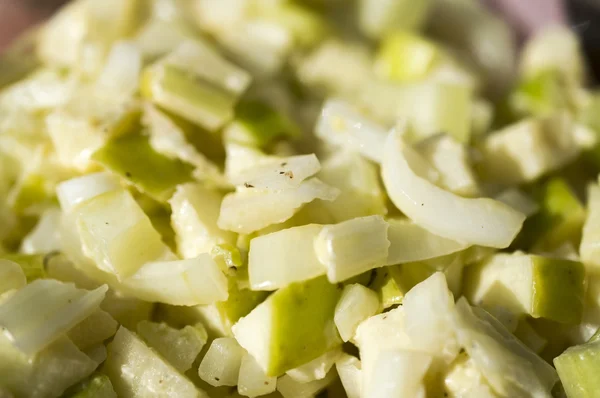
xmin=2 ymin=0 xmax=600 ymax=397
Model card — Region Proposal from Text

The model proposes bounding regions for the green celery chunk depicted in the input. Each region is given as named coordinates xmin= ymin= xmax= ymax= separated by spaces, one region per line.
xmin=92 ymin=134 xmax=194 ymax=202
xmin=2 ymin=253 xmax=45 ymax=282
xmin=515 ymin=178 xmax=586 ymax=251
xmin=509 ymin=70 xmax=575 ymax=118
xmin=141 ymin=64 xmax=238 ymax=131
xmin=226 ymin=99 xmax=301 ymax=149
xmin=554 ymin=335 xmax=600 ymax=398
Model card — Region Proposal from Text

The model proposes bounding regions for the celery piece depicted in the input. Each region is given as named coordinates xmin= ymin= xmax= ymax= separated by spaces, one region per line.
xmin=198 ymin=337 xmax=245 ymax=387
xmin=137 ymin=321 xmax=207 ymax=372
xmin=141 ymin=40 xmax=251 ymax=131
xmin=0 ymin=260 xmax=25 ymax=295
xmin=315 ymin=215 xmax=390 ymax=283
xmin=93 ymin=134 xmax=194 ymax=202
xmin=249 ymin=224 xmax=326 ymax=290
xmin=369 ymin=266 xmax=404 ymax=308
xmin=141 ymin=64 xmax=237 ymax=131
xmin=169 ymin=183 xmax=236 ymax=258
xmin=375 ymin=31 xmax=440 ymax=82
xmin=226 ymin=99 xmax=301 ymax=149
xmin=7 ymin=172 xmax=53 ymax=215
xmin=1 ymin=253 xmax=45 ymax=282
xmin=233 ymin=276 xmax=342 ymax=376
xmin=67 ymin=309 xmax=118 ymax=351
xmin=318 ymin=151 xmax=387 ymax=223
xmin=358 ymin=0 xmax=432 ymax=39
xmin=218 ymin=178 xmax=339 ymax=234
xmin=0 ymin=335 xmax=97 ymax=398
xmin=465 ymin=253 xmax=585 ymax=325
xmin=0 ymin=279 xmax=108 ymax=356
xmin=76 ymin=189 xmax=174 ymax=278
xmin=509 ymin=70 xmax=575 ymax=118
xmin=238 ymin=352 xmax=277 ymax=397
xmin=554 ymin=336 xmax=600 ymax=398
xmin=334 ymin=284 xmax=380 ymax=342
xmin=104 ymin=327 xmax=204 ymax=398
xmin=66 ymin=373 xmax=117 ymax=398
xmin=516 ymin=178 xmax=585 ymax=252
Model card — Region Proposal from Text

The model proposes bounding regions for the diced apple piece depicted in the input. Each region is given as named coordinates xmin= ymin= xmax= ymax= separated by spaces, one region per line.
xmin=334 ymin=284 xmax=380 ymax=342
xmin=402 ymin=272 xmax=460 ymax=360
xmin=67 ymin=374 xmax=117 ymax=398
xmin=198 ymin=337 xmax=245 ymax=387
xmin=315 ymin=215 xmax=390 ymax=283
xmin=76 ymin=189 xmax=174 ymax=278
xmin=232 ymin=276 xmax=342 ymax=376
xmin=453 ymin=298 xmax=558 ymax=396
xmin=276 ymin=369 xmax=337 ymax=398
xmin=365 ymin=350 xmax=431 ymax=398
xmin=137 ymin=321 xmax=207 ymax=372
xmin=67 ymin=309 xmax=118 ymax=350
xmin=0 ymin=335 xmax=96 ymax=398
xmin=335 ymin=354 xmax=361 ymax=398
xmin=238 ymin=352 xmax=277 ymax=398
xmin=318 ymin=151 xmax=387 ymax=223
xmin=218 ymin=178 xmax=339 ymax=234
xmin=286 ymin=348 xmax=342 ymax=383
xmin=555 ymin=332 xmax=600 ymax=398
xmin=249 ymin=224 xmax=326 ymax=290
xmin=104 ymin=327 xmax=204 ymax=397
xmin=444 ymin=352 xmax=497 ymax=398
xmin=465 ymin=252 xmax=585 ymax=325
xmin=0 ymin=259 xmax=25 ymax=294
xmin=169 ymin=183 xmax=236 ymax=258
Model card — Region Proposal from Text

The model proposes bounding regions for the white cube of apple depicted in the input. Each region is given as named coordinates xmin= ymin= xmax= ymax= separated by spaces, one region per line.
xmin=198 ymin=337 xmax=245 ymax=387
xmin=277 ymin=370 xmax=337 ymax=398
xmin=238 ymin=352 xmax=277 ymax=398
xmin=464 ymin=253 xmax=585 ymax=325
xmin=334 ymin=284 xmax=380 ymax=342
xmin=76 ymin=189 xmax=174 ymax=278
xmin=315 ymin=215 xmax=390 ymax=282
xmin=335 ymin=354 xmax=362 ymax=398
xmin=169 ymin=183 xmax=236 ymax=259
xmin=249 ymin=224 xmax=326 ymax=290
xmin=286 ymin=348 xmax=342 ymax=383
xmin=232 ymin=276 xmax=342 ymax=377
xmin=365 ymin=350 xmax=431 ymax=398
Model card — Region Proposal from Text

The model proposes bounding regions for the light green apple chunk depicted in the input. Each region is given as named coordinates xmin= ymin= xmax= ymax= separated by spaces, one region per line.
xmin=465 ymin=252 xmax=585 ymax=325
xmin=232 ymin=276 xmax=342 ymax=376
xmin=554 ymin=333 xmax=600 ymax=398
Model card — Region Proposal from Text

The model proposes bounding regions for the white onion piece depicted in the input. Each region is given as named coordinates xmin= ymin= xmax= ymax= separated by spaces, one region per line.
xmin=229 ymin=154 xmax=321 ymax=190
xmin=381 ymin=128 xmax=525 ymax=248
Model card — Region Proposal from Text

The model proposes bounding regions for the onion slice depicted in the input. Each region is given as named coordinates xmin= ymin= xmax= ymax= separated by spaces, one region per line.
xmin=381 ymin=128 xmax=525 ymax=248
